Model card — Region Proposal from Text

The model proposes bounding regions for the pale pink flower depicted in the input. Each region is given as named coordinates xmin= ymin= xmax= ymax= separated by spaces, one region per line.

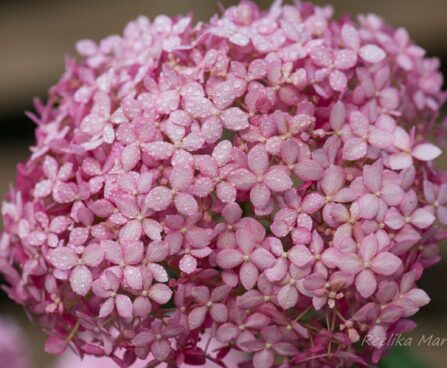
xmin=216 ymin=228 xmax=275 ymax=290
xmin=230 ymin=145 xmax=292 ymax=210
xmin=356 ymin=159 xmax=404 ymax=219
xmin=102 ymin=240 xmax=144 ymax=290
xmin=337 ymin=234 xmax=402 ymax=298
xmin=309 ymin=45 xmax=357 ymax=92
xmin=388 ymin=127 xmax=442 ymax=170
xmin=33 ymin=156 xmax=76 ymax=203
xmin=423 ymin=180 xmax=447 ymax=225
xmin=49 ymin=242 xmax=104 ymax=296
xmin=133 ymin=268 xmax=172 ymax=317
xmin=92 ymin=270 xmax=134 ymax=319
xmin=146 ymin=163 xmax=198 ymax=215
xmin=384 ymin=190 xmax=435 ymax=230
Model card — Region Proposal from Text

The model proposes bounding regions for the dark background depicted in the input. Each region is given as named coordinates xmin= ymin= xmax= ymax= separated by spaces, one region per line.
xmin=1 ymin=1 xmax=447 ymax=367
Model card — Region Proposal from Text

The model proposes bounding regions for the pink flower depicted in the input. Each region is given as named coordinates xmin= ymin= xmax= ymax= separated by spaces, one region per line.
xmin=92 ymin=270 xmax=134 ymax=319
xmin=133 ymin=268 xmax=172 ymax=317
xmin=279 ymin=140 xmax=324 ymax=182
xmin=356 ymin=159 xmax=404 ymax=219
xmin=49 ymin=242 xmax=104 ymax=296
xmin=304 ymin=271 xmax=354 ymax=310
xmin=388 ymin=127 xmax=442 ymax=170
xmin=213 ymin=202 xmax=243 ymax=249
xmin=102 ymin=240 xmax=144 ymax=290
xmin=1 ymin=1 xmax=446 ymax=366
xmin=241 ymin=326 xmax=298 ymax=368
xmin=188 ymin=285 xmax=231 ymax=329
xmin=132 ymin=319 xmax=184 ymax=361
xmin=384 ymin=190 xmax=436 ymax=230
xmin=309 ymin=45 xmax=357 ymax=92
xmin=163 ymin=214 xmax=212 ymax=274
xmin=146 ymin=163 xmax=198 ymax=215
xmin=341 ymin=24 xmax=386 ymax=64
xmin=216 ymin=309 xmax=270 ymax=348
xmin=193 ymin=141 xmax=238 ymax=203
xmin=109 ymin=173 xmax=163 ymax=243
xmin=337 ymin=234 xmax=402 ymax=298
xmin=79 ymin=91 xmax=116 ymax=150
xmin=230 ymin=145 xmax=292 ymax=210
xmin=143 ymin=240 xmax=170 ymax=282
xmin=423 ymin=180 xmax=447 ymax=225
xmin=216 ymin=227 xmax=275 ymax=290
xmin=342 ymin=111 xmax=394 ymax=160
xmin=33 ymin=156 xmax=76 ymax=203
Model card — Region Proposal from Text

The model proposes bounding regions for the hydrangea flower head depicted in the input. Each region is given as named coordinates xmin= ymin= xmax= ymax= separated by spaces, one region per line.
xmin=1 ymin=1 xmax=446 ymax=367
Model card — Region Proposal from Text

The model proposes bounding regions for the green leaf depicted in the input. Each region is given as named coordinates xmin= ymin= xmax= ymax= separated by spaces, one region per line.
xmin=378 ymin=347 xmax=426 ymax=368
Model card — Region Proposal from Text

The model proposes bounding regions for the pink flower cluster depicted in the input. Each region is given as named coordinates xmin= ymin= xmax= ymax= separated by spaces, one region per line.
xmin=1 ymin=1 xmax=446 ymax=367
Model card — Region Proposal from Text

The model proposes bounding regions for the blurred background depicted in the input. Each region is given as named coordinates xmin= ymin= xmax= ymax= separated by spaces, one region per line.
xmin=1 ymin=0 xmax=447 ymax=367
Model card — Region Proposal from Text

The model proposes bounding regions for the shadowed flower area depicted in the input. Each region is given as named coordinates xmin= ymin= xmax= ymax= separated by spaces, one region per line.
xmin=0 ymin=317 xmax=31 ymax=368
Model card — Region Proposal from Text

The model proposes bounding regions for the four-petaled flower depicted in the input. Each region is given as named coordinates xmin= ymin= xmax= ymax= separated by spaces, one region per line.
xmin=337 ymin=234 xmax=402 ymax=298
xmin=216 ymin=228 xmax=275 ymax=290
